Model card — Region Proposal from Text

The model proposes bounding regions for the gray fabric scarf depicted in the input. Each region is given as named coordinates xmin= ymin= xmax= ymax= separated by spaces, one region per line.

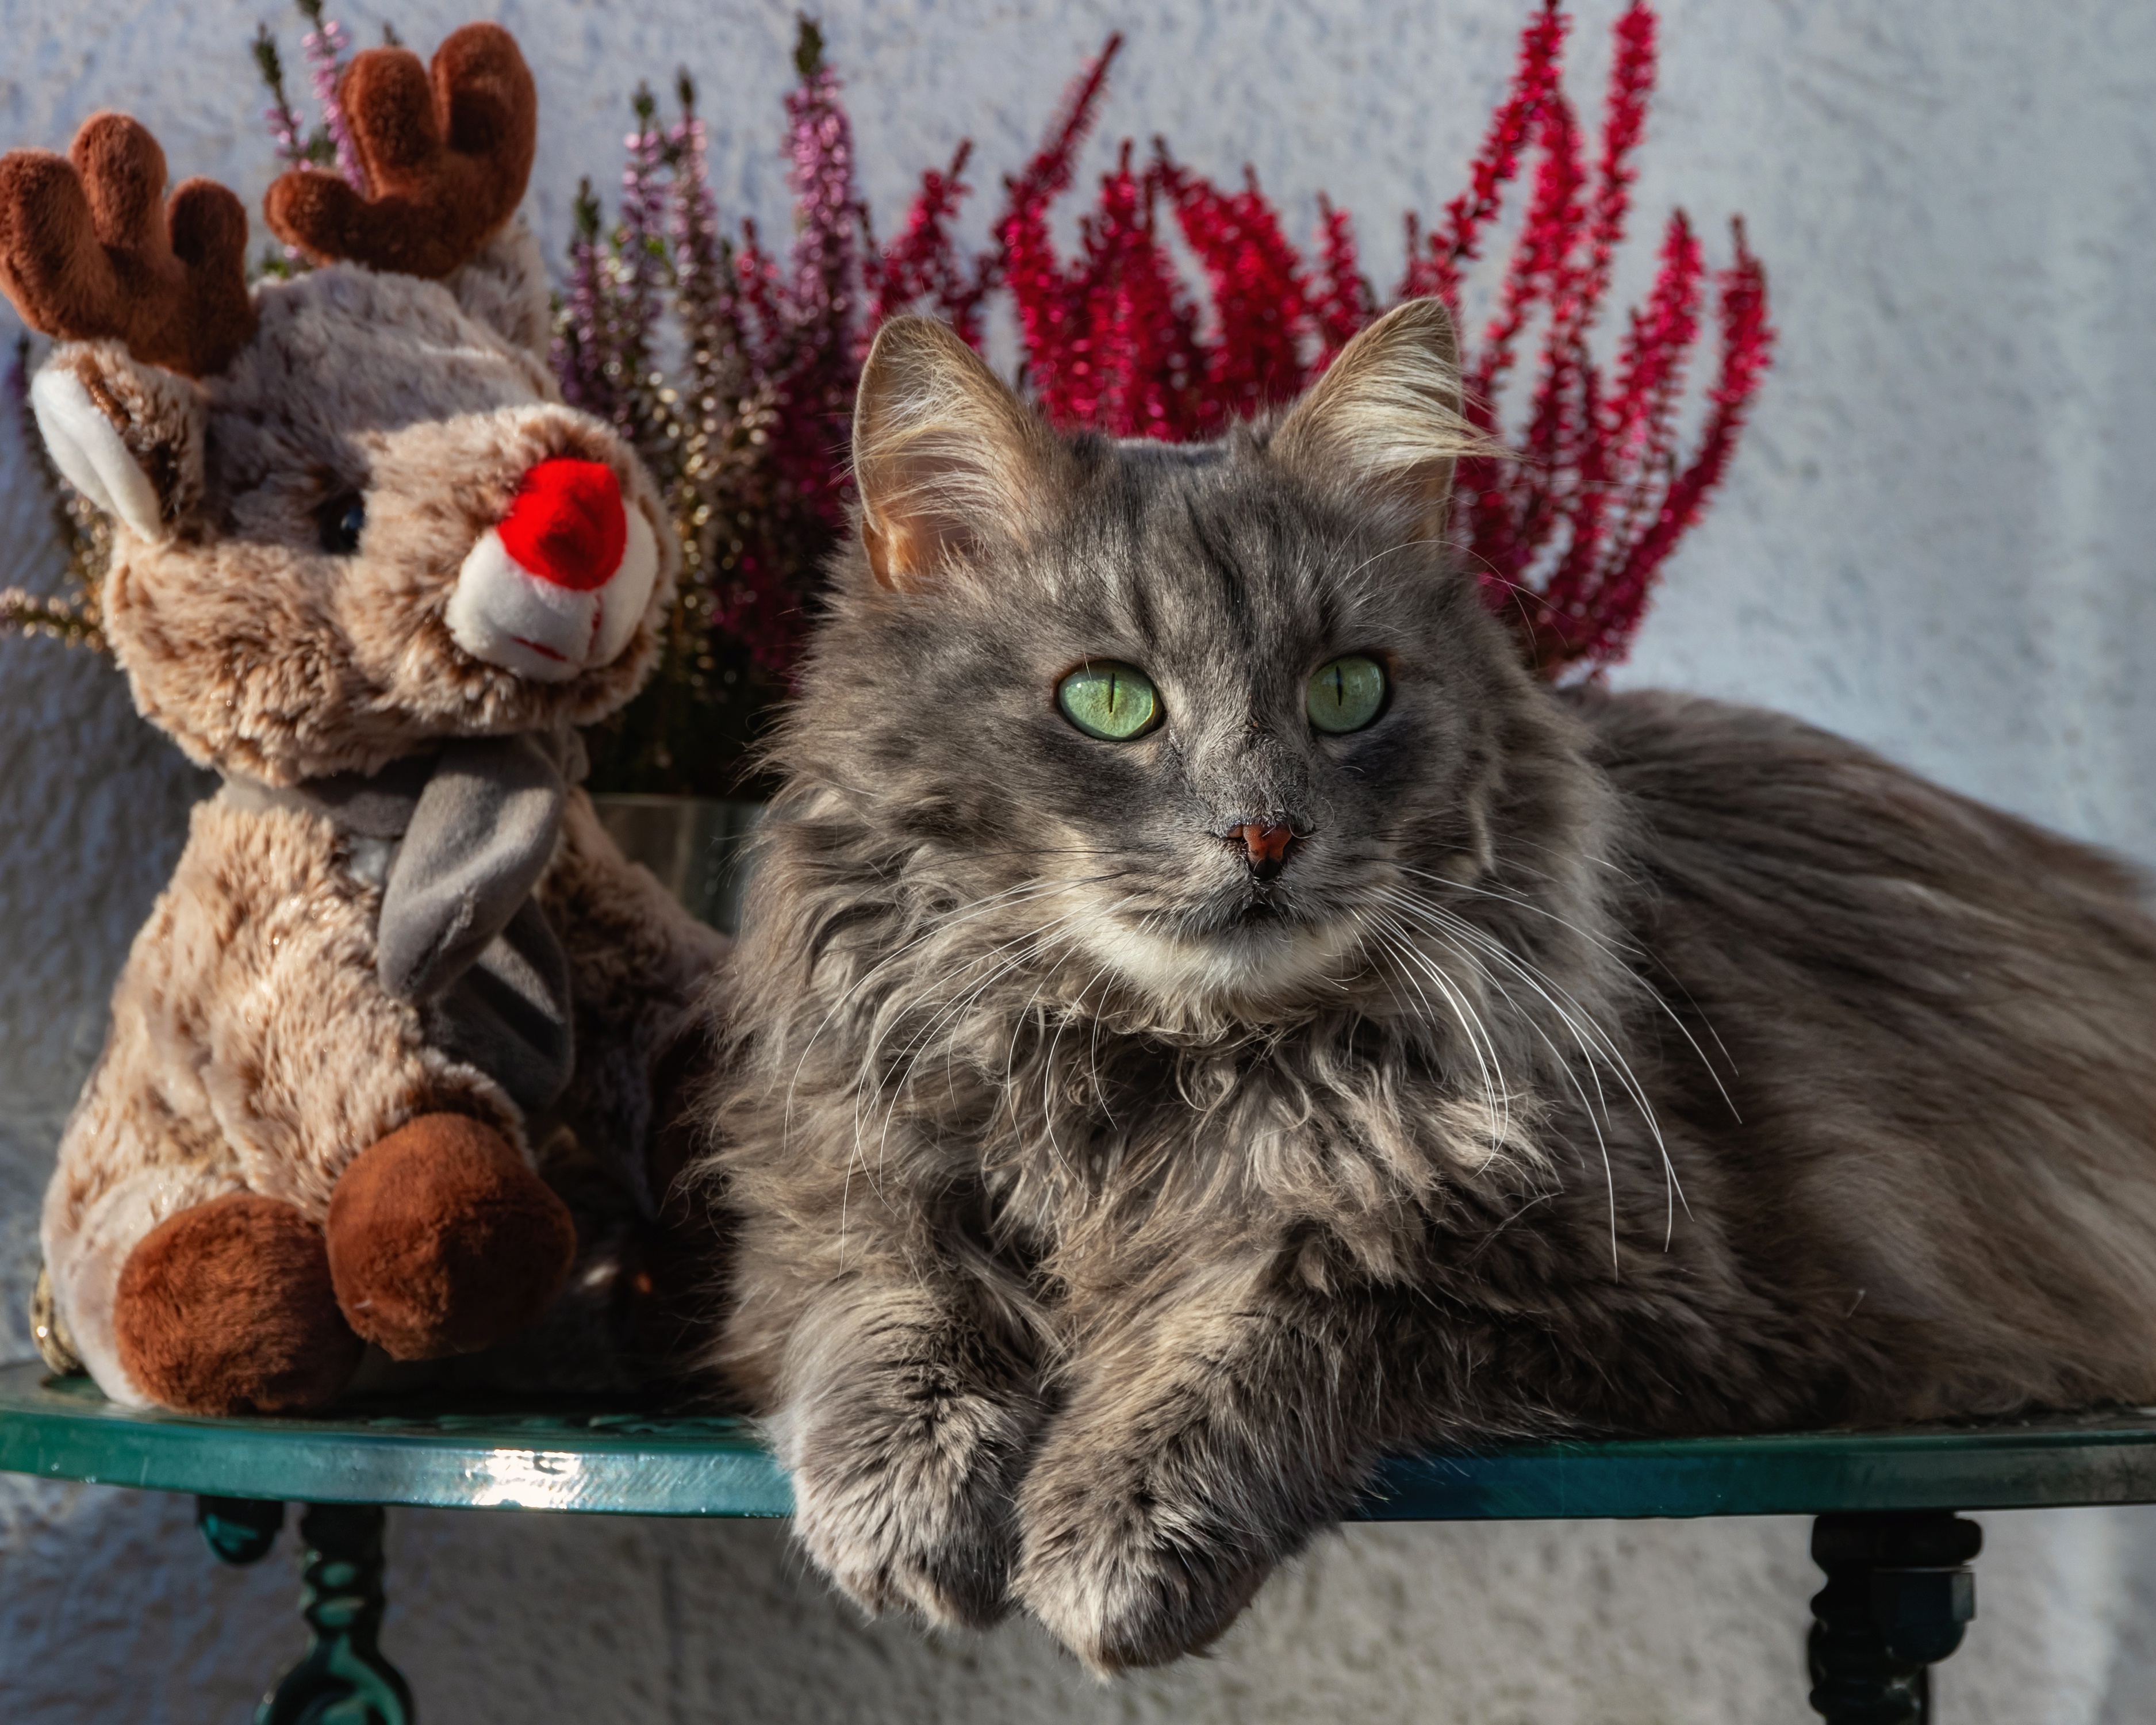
xmin=218 ymin=732 xmax=579 ymax=1116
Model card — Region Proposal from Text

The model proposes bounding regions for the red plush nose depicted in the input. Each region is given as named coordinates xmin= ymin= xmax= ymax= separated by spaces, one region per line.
xmin=496 ymin=459 xmax=628 ymax=592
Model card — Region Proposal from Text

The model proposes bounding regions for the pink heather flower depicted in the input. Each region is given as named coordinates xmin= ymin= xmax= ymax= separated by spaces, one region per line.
xmin=295 ymin=2 xmax=366 ymax=192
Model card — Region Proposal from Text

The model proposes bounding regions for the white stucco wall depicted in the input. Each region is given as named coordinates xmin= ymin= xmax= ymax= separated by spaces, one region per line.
xmin=4 ymin=1 xmax=2155 ymax=1719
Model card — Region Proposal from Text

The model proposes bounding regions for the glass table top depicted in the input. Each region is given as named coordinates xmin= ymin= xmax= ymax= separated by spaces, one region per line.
xmin=7 ymin=1360 xmax=2156 ymax=1519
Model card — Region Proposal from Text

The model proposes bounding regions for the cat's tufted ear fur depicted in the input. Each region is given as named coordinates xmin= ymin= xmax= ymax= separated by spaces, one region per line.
xmin=29 ymin=340 xmax=205 ymax=539
xmin=851 ymin=316 xmax=1066 ymax=592
xmin=1269 ymin=297 xmax=1487 ymax=546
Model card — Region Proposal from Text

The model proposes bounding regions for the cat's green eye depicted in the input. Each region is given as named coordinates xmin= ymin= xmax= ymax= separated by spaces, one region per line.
xmin=1057 ymin=662 xmax=1161 ymax=741
xmin=1307 ymin=655 xmax=1387 ymax=734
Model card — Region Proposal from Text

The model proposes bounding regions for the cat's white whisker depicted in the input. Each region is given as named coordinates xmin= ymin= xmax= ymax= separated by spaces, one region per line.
xmin=1368 ymin=889 xmax=1621 ymax=1252
xmin=1365 ymin=910 xmax=1511 ymax=1164
xmin=1376 ymin=883 xmax=1682 ymax=1255
xmin=1429 ymin=905 xmax=1685 ymax=1238
xmin=1402 ymin=862 xmax=1739 ymax=1126
xmin=860 ymin=889 xmax=1131 ymax=1184
xmin=1038 ymin=950 xmax=1131 ymax=1175
xmin=842 ymin=888 xmax=1074 ymax=1166
xmin=866 ymin=910 xmax=1091 ymax=1165
xmin=830 ymin=882 xmax=1105 ymax=1255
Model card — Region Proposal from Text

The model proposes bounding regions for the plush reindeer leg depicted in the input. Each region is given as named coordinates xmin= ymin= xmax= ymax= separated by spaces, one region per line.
xmin=324 ymin=1113 xmax=575 ymax=1360
xmin=114 ymin=1193 xmax=362 ymax=1416
xmin=48 ymin=1056 xmax=364 ymax=1416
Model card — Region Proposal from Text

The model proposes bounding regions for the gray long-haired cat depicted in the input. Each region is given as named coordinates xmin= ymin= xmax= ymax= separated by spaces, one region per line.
xmin=700 ymin=300 xmax=2156 ymax=1671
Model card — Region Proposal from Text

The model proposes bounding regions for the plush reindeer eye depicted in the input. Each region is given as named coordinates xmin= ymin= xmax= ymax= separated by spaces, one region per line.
xmin=1307 ymin=656 xmax=1387 ymax=734
xmin=1057 ymin=662 xmax=1160 ymax=741
xmin=317 ymin=493 xmax=366 ymax=556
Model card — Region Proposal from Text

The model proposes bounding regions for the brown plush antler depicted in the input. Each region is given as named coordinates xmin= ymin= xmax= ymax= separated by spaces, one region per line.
xmin=0 ymin=114 xmax=255 ymax=378
xmin=265 ymin=23 xmax=537 ymax=279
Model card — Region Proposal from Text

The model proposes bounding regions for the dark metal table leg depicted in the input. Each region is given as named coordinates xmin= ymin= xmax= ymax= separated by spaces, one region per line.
xmin=197 ymin=1496 xmax=285 ymax=1567
xmin=255 ymin=1502 xmax=415 ymax=1725
xmin=1808 ymin=1511 xmax=1981 ymax=1724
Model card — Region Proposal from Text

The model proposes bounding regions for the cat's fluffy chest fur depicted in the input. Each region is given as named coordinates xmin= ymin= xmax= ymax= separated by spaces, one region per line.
xmin=701 ymin=305 xmax=2156 ymax=1673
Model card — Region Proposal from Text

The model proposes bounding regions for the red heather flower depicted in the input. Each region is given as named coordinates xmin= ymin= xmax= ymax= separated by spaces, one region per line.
xmin=865 ymin=34 xmax=1121 ymax=354
xmin=964 ymin=0 xmax=1772 ymax=678
xmin=1162 ymin=158 xmax=1313 ymax=430
xmin=1401 ymin=0 xmax=1568 ymax=304
xmin=1310 ymin=196 xmax=1376 ymax=361
xmin=992 ymin=36 xmax=1127 ymax=412
xmin=1015 ymin=145 xmax=1210 ymax=438
xmin=862 ymin=142 xmax=980 ymax=346
xmin=1569 ymin=218 xmax=1772 ymax=670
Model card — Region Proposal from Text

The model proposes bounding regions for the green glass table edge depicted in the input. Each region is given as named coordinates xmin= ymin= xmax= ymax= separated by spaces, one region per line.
xmin=10 ymin=1361 xmax=2156 ymax=1521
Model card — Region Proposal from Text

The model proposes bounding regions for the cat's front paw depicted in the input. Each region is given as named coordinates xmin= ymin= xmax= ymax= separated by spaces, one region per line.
xmin=1012 ymin=1429 xmax=1279 ymax=1673
xmin=784 ymin=1366 xmax=1030 ymax=1630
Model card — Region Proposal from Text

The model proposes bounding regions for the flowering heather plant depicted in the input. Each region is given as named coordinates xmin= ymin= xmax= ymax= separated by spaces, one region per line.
xmin=252 ymin=25 xmax=314 ymax=174
xmin=294 ymin=0 xmax=367 ymax=192
xmin=562 ymin=25 xmax=874 ymax=793
xmin=918 ymin=2 xmax=1775 ymax=676
xmin=1 ymin=2 xmax=1771 ymax=796
xmin=569 ymin=2 xmax=1771 ymax=792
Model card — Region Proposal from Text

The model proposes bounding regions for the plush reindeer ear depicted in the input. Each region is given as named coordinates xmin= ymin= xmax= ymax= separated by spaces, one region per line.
xmin=0 ymin=109 xmax=237 ymax=536
xmin=1269 ymin=298 xmax=1486 ymax=545
xmin=29 ymin=342 xmax=205 ymax=539
xmin=852 ymin=317 xmax=1065 ymax=592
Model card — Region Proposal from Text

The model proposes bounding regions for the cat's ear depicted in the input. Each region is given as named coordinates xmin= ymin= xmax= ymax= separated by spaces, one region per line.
xmin=852 ymin=316 xmax=1063 ymax=591
xmin=1269 ymin=298 xmax=1483 ymax=544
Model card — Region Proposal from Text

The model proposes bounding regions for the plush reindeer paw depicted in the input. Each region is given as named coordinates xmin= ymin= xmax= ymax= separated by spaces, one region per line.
xmin=325 ymin=1113 xmax=576 ymax=1360
xmin=114 ymin=1193 xmax=363 ymax=1414
xmin=786 ymin=1366 xmax=1033 ymax=1631
xmin=1012 ymin=1422 xmax=1279 ymax=1674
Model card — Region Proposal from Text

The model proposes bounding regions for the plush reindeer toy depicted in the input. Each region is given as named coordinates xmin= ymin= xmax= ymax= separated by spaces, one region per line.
xmin=1 ymin=25 xmax=724 ymax=1414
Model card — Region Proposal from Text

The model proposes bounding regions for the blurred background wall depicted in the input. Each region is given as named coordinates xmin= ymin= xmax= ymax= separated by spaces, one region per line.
xmin=4 ymin=1 xmax=2155 ymax=1718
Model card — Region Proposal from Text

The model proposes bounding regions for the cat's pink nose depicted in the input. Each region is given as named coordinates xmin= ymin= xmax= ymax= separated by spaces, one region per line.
xmin=1231 ymin=821 xmax=1298 ymax=877
xmin=1234 ymin=822 xmax=1295 ymax=865
xmin=497 ymin=458 xmax=628 ymax=591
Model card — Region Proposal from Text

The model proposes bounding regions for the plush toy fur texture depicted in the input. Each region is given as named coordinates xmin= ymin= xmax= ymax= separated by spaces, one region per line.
xmin=704 ymin=309 xmax=2156 ymax=1671
xmin=325 ymin=1113 xmax=577 ymax=1359
xmin=114 ymin=1193 xmax=360 ymax=1414
xmin=26 ymin=210 xmax=725 ymax=1411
